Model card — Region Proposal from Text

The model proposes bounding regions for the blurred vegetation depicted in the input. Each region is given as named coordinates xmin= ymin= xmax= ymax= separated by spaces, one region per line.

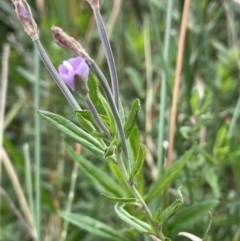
xmin=1 ymin=0 xmax=240 ymax=240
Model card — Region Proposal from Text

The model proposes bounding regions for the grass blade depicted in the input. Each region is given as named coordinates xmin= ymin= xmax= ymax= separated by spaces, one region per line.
xmin=144 ymin=149 xmax=193 ymax=203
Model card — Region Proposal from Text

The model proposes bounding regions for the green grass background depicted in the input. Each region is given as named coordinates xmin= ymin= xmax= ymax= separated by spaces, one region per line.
xmin=0 ymin=0 xmax=240 ymax=240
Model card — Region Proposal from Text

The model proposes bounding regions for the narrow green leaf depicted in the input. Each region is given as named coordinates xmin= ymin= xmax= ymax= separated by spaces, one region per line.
xmin=154 ymin=187 xmax=184 ymax=224
xmin=114 ymin=203 xmax=151 ymax=233
xmin=144 ymin=149 xmax=193 ymax=203
xmin=38 ymin=111 xmax=104 ymax=157
xmin=213 ymin=124 xmax=227 ymax=155
xmin=75 ymin=110 xmax=110 ymax=134
xmin=66 ymin=144 xmax=124 ymax=197
xmin=119 ymin=100 xmax=126 ymax=124
xmin=104 ymin=139 xmax=118 ymax=158
xmin=88 ymin=73 xmax=106 ymax=115
xmin=129 ymin=124 xmax=141 ymax=160
xmin=197 ymin=91 xmax=212 ymax=116
xmin=59 ymin=211 xmax=131 ymax=241
xmin=75 ymin=110 xmax=95 ymax=133
xmin=124 ymin=99 xmax=141 ymax=139
xmin=194 ymin=146 xmax=215 ymax=165
xmin=203 ymin=212 xmax=212 ymax=241
xmin=206 ymin=168 xmax=220 ymax=199
xmin=98 ymin=92 xmax=117 ymax=136
xmin=129 ymin=144 xmax=146 ymax=182
xmin=91 ymin=131 xmax=109 ymax=140
xmin=88 ymin=73 xmax=116 ymax=136
xmin=101 ymin=193 xmax=137 ymax=204
xmin=167 ymin=200 xmax=218 ymax=233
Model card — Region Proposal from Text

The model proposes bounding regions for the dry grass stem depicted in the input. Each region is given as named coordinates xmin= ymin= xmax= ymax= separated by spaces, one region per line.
xmin=167 ymin=0 xmax=191 ymax=167
xmin=1 ymin=147 xmax=35 ymax=229
xmin=0 ymin=186 xmax=36 ymax=239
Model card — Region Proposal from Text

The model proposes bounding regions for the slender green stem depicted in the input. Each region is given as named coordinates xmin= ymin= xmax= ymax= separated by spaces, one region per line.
xmin=33 ymin=38 xmax=81 ymax=110
xmin=89 ymin=62 xmax=129 ymax=170
xmin=0 ymin=44 xmax=10 ymax=222
xmin=23 ymin=143 xmax=35 ymax=228
xmin=0 ymin=44 xmax=9 ymax=158
xmin=34 ymin=48 xmax=41 ymax=241
xmin=91 ymin=6 xmax=120 ymax=109
xmin=157 ymin=0 xmax=174 ymax=175
xmin=130 ymin=186 xmax=165 ymax=240
xmin=115 ymin=153 xmax=165 ymax=239
xmin=85 ymin=95 xmax=111 ymax=138
xmin=60 ymin=162 xmax=79 ymax=241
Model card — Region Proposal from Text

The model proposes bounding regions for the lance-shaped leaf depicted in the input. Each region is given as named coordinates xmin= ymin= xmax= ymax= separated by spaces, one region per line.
xmin=104 ymin=139 xmax=118 ymax=158
xmin=75 ymin=110 xmax=95 ymax=133
xmin=114 ymin=203 xmax=151 ymax=233
xmin=97 ymin=91 xmax=117 ymax=136
xmin=75 ymin=109 xmax=110 ymax=137
xmin=66 ymin=144 xmax=124 ymax=197
xmin=88 ymin=73 xmax=116 ymax=136
xmin=124 ymin=99 xmax=141 ymax=139
xmin=59 ymin=211 xmax=131 ymax=241
xmin=129 ymin=125 xmax=140 ymax=158
xmin=88 ymin=73 xmax=106 ymax=115
xmin=144 ymin=149 xmax=193 ymax=203
xmin=153 ymin=187 xmax=184 ymax=224
xmin=129 ymin=144 xmax=146 ymax=183
xmin=101 ymin=193 xmax=137 ymax=204
xmin=38 ymin=111 xmax=104 ymax=157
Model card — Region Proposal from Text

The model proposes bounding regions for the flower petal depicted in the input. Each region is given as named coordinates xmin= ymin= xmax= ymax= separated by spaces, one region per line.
xmin=58 ymin=56 xmax=89 ymax=91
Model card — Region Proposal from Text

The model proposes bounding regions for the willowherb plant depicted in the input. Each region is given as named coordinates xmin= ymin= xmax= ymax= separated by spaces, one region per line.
xmin=11 ymin=0 xmax=210 ymax=241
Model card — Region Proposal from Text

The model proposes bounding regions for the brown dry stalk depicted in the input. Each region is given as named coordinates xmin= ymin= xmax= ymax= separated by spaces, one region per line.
xmin=144 ymin=16 xmax=158 ymax=180
xmin=167 ymin=0 xmax=191 ymax=167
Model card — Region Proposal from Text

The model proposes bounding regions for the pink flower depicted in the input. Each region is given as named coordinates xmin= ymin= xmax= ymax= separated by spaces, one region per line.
xmin=58 ymin=56 xmax=89 ymax=91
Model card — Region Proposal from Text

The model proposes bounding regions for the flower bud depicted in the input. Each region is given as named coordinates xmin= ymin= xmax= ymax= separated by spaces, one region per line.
xmin=74 ymin=76 xmax=89 ymax=97
xmin=12 ymin=0 xmax=38 ymax=40
xmin=51 ymin=26 xmax=93 ymax=63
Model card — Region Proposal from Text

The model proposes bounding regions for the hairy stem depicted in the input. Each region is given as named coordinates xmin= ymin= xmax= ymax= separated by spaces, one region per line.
xmin=91 ymin=4 xmax=120 ymax=109
xmin=89 ymin=62 xmax=129 ymax=171
xmin=115 ymin=153 xmax=165 ymax=239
